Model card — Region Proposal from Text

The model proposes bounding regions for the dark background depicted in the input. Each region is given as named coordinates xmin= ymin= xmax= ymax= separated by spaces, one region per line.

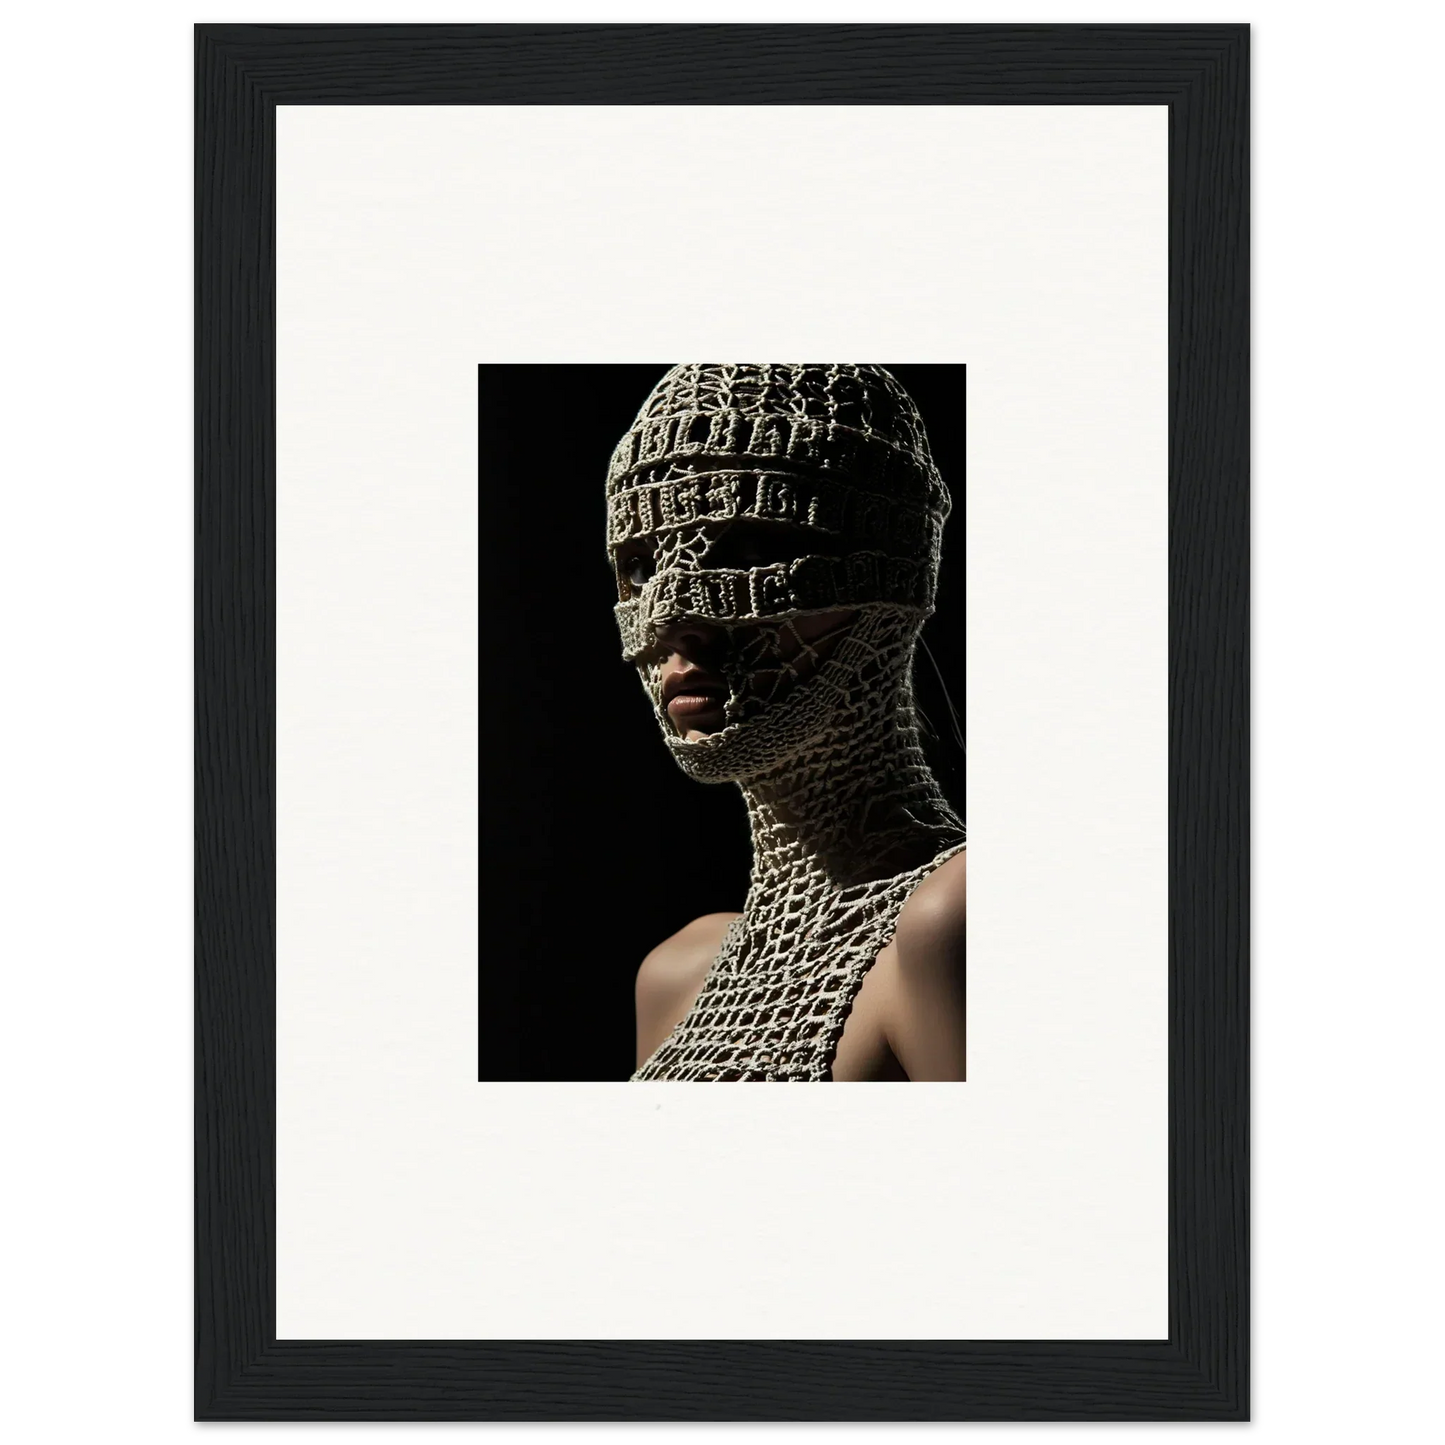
xmin=478 ymin=364 xmax=965 ymax=1080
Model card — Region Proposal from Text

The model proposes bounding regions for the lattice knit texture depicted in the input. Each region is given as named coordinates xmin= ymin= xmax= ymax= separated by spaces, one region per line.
xmin=608 ymin=364 xmax=966 ymax=1081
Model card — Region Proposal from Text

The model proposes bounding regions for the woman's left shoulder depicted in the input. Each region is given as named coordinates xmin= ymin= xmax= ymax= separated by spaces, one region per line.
xmin=894 ymin=848 xmax=967 ymax=954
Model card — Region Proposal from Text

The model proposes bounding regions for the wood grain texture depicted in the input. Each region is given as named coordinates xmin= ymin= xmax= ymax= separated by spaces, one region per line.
xmin=195 ymin=22 xmax=1248 ymax=1420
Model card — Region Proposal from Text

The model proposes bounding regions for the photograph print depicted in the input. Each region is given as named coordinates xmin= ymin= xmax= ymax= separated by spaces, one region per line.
xmin=479 ymin=363 xmax=966 ymax=1083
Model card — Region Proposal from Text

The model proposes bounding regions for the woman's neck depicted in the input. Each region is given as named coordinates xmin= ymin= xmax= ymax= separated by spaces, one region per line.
xmin=736 ymin=678 xmax=964 ymax=893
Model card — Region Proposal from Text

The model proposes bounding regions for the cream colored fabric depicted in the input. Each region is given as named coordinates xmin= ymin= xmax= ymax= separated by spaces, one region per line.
xmin=608 ymin=365 xmax=965 ymax=1081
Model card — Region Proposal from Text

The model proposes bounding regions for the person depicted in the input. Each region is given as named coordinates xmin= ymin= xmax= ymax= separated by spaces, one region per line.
xmin=605 ymin=364 xmax=966 ymax=1081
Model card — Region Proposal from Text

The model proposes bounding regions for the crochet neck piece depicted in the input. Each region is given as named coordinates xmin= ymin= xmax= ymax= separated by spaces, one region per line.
xmin=607 ymin=364 xmax=966 ymax=1081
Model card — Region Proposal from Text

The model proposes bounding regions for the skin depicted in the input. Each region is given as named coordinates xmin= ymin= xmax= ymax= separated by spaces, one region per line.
xmin=616 ymin=514 xmax=968 ymax=1082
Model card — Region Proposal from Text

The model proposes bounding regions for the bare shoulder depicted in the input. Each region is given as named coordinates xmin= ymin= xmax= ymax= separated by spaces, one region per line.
xmin=869 ymin=849 xmax=967 ymax=1081
xmin=893 ymin=848 xmax=967 ymax=960
xmin=634 ymin=912 xmax=740 ymax=1066
xmin=636 ymin=912 xmax=739 ymax=996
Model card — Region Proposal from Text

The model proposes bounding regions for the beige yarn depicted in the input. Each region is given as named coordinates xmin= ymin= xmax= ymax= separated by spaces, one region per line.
xmin=608 ymin=365 xmax=966 ymax=1082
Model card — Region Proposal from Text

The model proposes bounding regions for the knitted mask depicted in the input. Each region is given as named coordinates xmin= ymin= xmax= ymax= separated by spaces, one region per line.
xmin=606 ymin=364 xmax=951 ymax=785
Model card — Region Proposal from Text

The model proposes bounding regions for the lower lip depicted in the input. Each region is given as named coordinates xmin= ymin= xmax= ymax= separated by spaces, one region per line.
xmin=667 ymin=693 xmax=727 ymax=718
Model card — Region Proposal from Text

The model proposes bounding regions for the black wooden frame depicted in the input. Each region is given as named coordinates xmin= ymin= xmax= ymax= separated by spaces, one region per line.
xmin=196 ymin=23 xmax=1248 ymax=1421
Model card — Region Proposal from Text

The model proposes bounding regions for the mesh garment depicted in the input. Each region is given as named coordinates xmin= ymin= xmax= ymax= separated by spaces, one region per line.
xmin=607 ymin=364 xmax=966 ymax=1082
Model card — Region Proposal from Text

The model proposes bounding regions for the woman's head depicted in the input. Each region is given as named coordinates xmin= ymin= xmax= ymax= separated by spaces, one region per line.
xmin=606 ymin=364 xmax=950 ymax=782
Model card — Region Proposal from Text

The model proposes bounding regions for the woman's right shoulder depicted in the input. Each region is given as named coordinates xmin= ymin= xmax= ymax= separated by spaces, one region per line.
xmin=633 ymin=913 xmax=742 ymax=1068
xmin=636 ymin=912 xmax=740 ymax=996
xmin=658 ymin=911 xmax=742 ymax=949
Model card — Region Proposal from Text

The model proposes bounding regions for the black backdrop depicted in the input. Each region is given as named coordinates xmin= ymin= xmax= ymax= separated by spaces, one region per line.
xmin=478 ymin=364 xmax=965 ymax=1080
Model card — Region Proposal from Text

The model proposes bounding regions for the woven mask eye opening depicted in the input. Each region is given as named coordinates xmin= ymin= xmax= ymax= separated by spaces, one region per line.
xmin=700 ymin=518 xmax=853 ymax=571
xmin=612 ymin=540 xmax=656 ymax=600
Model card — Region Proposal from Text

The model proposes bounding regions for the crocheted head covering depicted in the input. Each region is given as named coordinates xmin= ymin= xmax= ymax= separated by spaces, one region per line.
xmin=606 ymin=363 xmax=951 ymax=784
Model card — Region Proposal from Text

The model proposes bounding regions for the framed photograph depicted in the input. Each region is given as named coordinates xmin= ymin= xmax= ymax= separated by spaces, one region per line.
xmin=196 ymin=22 xmax=1247 ymax=1420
